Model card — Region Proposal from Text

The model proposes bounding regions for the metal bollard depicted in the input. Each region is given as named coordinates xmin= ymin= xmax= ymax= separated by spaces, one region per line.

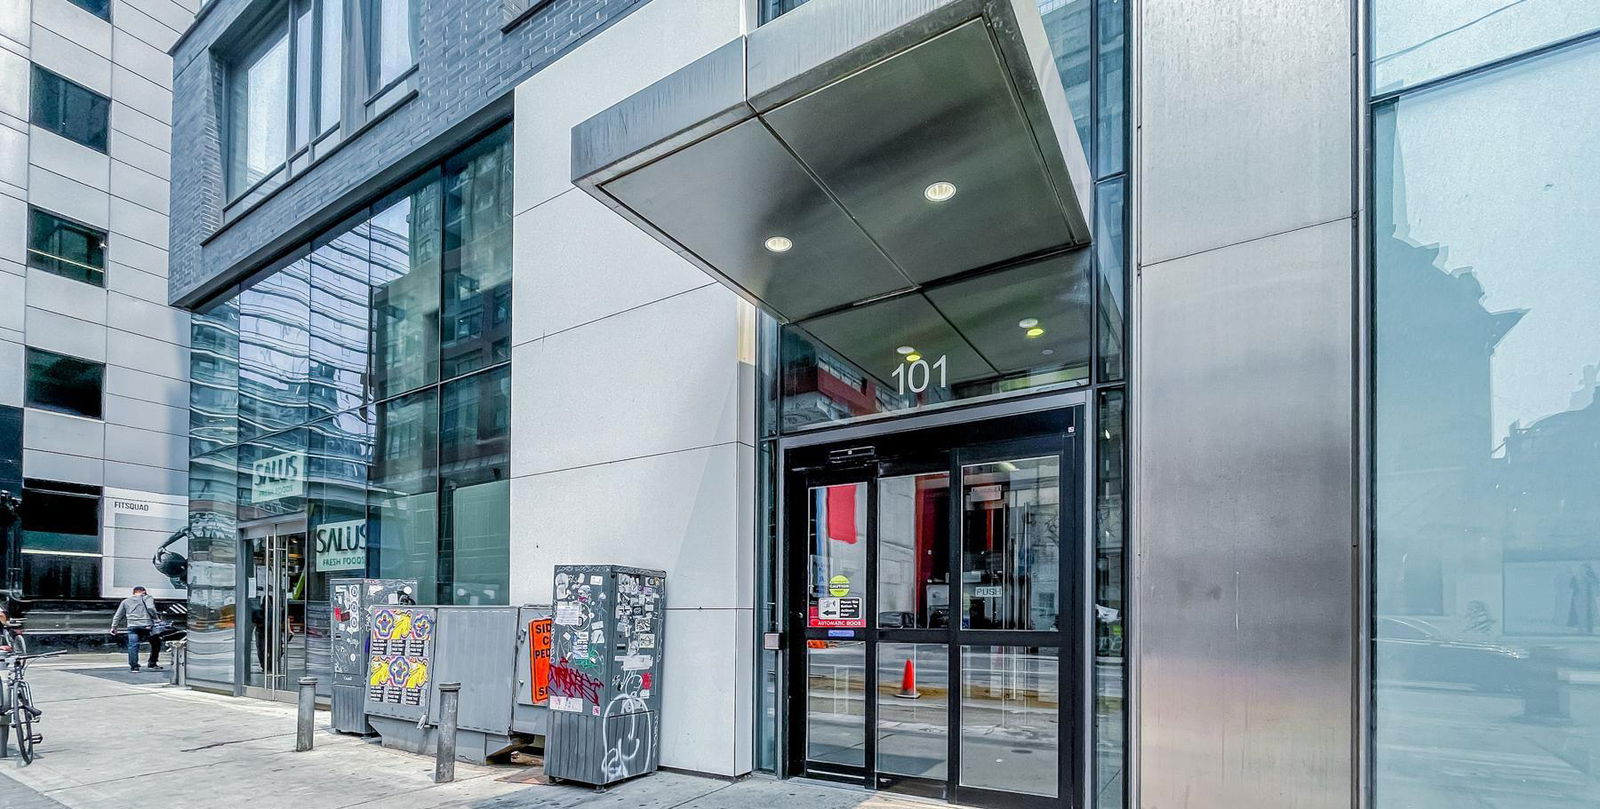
xmin=295 ymin=677 xmax=317 ymax=751
xmin=434 ymin=683 xmax=461 ymax=783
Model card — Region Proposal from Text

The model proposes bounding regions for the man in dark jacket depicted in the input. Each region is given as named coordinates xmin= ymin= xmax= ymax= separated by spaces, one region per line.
xmin=110 ymin=586 xmax=164 ymax=672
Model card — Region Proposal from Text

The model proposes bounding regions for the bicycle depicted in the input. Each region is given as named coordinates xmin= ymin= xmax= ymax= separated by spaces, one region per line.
xmin=2 ymin=650 xmax=64 ymax=764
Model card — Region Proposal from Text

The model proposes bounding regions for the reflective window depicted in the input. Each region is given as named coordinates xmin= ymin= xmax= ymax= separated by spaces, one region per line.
xmin=1094 ymin=0 xmax=1126 ymax=177
xmin=961 ymin=456 xmax=1061 ymax=631
xmin=309 ymin=221 xmax=372 ymax=417
xmin=1094 ymin=389 xmax=1125 ymax=807
xmin=25 ymin=348 xmax=104 ymax=420
xmin=30 ymin=66 xmax=109 ymax=153
xmin=439 ymin=367 xmax=509 ymax=604
xmin=237 ymin=258 xmax=311 ymax=441
xmin=318 ymin=0 xmax=343 ymax=132
xmin=21 ymin=480 xmax=100 ymax=554
xmin=187 ymin=448 xmax=239 ymax=684
xmin=440 ymin=129 xmax=514 ymax=379
xmin=65 ymin=0 xmax=110 ymax=19
xmin=239 ymin=428 xmax=308 ymax=522
xmin=369 ymin=0 xmax=417 ymax=89
xmin=877 ymin=473 xmax=951 ymax=629
xmin=1095 ymin=179 xmax=1125 ymax=382
xmin=807 ymin=483 xmax=867 ymax=629
xmin=370 ymin=177 xmax=441 ymax=399
xmin=191 ymin=300 xmax=241 ymax=456
xmin=227 ymin=0 xmax=344 ymax=198
xmin=960 ymin=645 xmax=1059 ymax=797
xmin=227 ymin=26 xmax=290 ymax=195
xmin=1374 ymin=36 xmax=1600 ymax=808
xmin=369 ymin=389 xmax=438 ymax=598
xmin=1373 ymin=0 xmax=1600 ymax=93
xmin=877 ymin=643 xmax=949 ymax=780
xmin=1040 ymin=0 xmax=1091 ymax=152
xmin=28 ymin=207 xmax=106 ymax=286
xmin=781 ymin=251 xmax=1093 ymax=430
xmin=806 ymin=640 xmax=866 ymax=766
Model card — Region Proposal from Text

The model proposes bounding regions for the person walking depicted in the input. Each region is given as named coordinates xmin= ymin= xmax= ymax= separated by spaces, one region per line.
xmin=110 ymin=586 xmax=164 ymax=672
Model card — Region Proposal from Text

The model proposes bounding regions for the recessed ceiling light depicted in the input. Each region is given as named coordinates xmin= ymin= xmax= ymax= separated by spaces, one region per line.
xmin=896 ymin=346 xmax=916 ymax=355
xmin=905 ymin=352 xmax=922 ymax=363
xmin=1025 ymin=327 xmax=1046 ymax=339
xmin=764 ymin=236 xmax=793 ymax=253
xmin=1018 ymin=318 xmax=1039 ymax=329
xmin=924 ymin=181 xmax=958 ymax=202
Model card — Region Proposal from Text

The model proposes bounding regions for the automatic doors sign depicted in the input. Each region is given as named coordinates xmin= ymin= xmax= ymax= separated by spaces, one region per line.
xmin=313 ymin=519 xmax=367 ymax=572
xmin=250 ymin=451 xmax=304 ymax=503
xmin=810 ymin=596 xmax=864 ymax=628
xmin=367 ymin=608 xmax=433 ymax=706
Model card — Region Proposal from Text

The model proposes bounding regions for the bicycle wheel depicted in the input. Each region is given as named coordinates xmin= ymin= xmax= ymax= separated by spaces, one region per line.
xmin=13 ymin=689 xmax=33 ymax=765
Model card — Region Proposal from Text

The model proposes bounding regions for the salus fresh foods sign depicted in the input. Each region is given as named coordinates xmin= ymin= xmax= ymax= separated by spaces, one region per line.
xmin=314 ymin=519 xmax=367 ymax=572
xmin=251 ymin=451 xmax=304 ymax=503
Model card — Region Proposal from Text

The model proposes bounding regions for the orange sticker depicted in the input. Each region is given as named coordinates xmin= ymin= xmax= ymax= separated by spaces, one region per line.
xmin=529 ymin=618 xmax=553 ymax=704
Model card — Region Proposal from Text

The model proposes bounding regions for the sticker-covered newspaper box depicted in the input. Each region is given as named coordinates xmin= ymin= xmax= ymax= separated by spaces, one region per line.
xmin=545 ymin=565 xmax=666 ymax=786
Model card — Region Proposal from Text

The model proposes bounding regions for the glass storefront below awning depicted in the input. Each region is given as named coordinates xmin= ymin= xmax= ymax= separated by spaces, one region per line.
xmin=571 ymin=0 xmax=1093 ymax=324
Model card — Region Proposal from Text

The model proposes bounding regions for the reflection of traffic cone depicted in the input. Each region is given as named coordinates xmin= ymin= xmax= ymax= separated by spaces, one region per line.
xmin=894 ymin=658 xmax=920 ymax=699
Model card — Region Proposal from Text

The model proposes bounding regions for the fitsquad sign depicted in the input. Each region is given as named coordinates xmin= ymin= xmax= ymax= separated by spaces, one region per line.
xmin=314 ymin=519 xmax=367 ymax=572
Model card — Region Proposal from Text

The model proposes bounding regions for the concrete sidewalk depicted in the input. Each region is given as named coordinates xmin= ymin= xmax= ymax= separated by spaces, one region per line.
xmin=0 ymin=653 xmax=944 ymax=809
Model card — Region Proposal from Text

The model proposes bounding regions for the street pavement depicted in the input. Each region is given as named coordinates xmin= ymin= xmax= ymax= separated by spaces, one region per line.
xmin=0 ymin=653 xmax=966 ymax=809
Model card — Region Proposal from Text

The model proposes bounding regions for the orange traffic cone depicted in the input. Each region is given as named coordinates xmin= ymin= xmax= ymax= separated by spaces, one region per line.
xmin=893 ymin=658 xmax=920 ymax=699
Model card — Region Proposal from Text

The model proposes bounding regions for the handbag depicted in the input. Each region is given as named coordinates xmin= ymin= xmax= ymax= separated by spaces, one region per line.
xmin=143 ymin=596 xmax=175 ymax=638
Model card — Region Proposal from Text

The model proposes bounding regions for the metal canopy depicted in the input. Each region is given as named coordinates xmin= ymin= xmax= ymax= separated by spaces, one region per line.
xmin=572 ymin=0 xmax=1092 ymax=324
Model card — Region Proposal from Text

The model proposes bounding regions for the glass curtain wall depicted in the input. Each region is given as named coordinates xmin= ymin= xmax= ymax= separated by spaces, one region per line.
xmin=753 ymin=3 xmax=1130 ymax=804
xmin=184 ymin=123 xmax=512 ymax=687
xmin=1371 ymin=9 xmax=1600 ymax=808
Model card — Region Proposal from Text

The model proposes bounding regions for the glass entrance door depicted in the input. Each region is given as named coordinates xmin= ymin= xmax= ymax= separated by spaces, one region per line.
xmin=240 ymin=519 xmax=308 ymax=692
xmin=786 ymin=410 xmax=1080 ymax=808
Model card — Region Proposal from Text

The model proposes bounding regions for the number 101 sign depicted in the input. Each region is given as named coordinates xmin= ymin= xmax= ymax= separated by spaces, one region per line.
xmin=892 ymin=355 xmax=949 ymax=396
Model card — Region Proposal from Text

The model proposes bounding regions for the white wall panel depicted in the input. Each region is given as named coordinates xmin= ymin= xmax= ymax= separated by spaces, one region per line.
xmin=512 ymin=188 xmax=712 ymax=346
xmin=516 ymin=283 xmax=743 ymax=476
xmin=23 ymin=447 xmax=103 ymax=485
xmin=25 ymin=307 xmax=106 ymax=361
xmin=655 ymin=607 xmax=752 ymax=775
xmin=33 ymin=0 xmax=111 ymax=54
xmin=23 ymin=407 xmax=104 ymax=458
xmin=106 ymin=329 xmax=185 ymax=378
xmin=510 ymin=442 xmax=749 ymax=609
xmin=29 ymin=128 xmax=111 ymax=191
xmin=26 ymin=268 xmax=109 ymax=323
xmin=30 ymin=22 xmax=110 ymax=95
xmin=27 ymin=164 xmax=110 ymax=227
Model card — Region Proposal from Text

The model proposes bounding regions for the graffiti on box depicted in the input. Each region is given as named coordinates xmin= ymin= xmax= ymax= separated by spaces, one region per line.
xmin=331 ymin=581 xmax=364 ymax=677
xmin=367 ymin=608 xmax=433 ymax=706
xmin=548 ymin=569 xmax=665 ymax=780
xmin=603 ymin=571 xmax=663 ymax=781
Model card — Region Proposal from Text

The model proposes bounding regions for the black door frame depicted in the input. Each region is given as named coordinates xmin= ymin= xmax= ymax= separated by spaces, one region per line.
xmin=781 ymin=406 xmax=1086 ymax=809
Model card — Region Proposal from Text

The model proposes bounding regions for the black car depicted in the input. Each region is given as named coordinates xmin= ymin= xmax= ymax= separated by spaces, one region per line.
xmin=1374 ymin=616 xmax=1529 ymax=693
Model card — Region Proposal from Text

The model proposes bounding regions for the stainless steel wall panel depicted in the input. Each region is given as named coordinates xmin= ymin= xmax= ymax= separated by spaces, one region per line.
xmin=571 ymin=39 xmax=753 ymax=185
xmin=1139 ymin=0 xmax=1352 ymax=264
xmin=1136 ymin=220 xmax=1354 ymax=809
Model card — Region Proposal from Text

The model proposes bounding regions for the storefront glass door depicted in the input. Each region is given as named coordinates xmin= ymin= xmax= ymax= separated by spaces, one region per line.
xmin=239 ymin=519 xmax=308 ymax=693
xmin=786 ymin=411 xmax=1080 ymax=808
